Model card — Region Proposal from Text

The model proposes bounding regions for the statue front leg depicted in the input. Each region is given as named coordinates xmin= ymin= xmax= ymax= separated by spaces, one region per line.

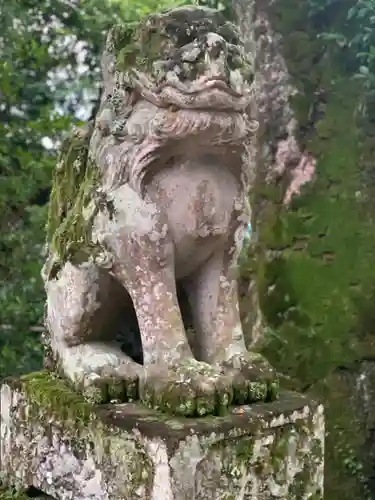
xmin=184 ymin=222 xmax=279 ymax=404
xmin=95 ymin=185 xmax=233 ymax=416
xmin=125 ymin=251 xmax=193 ymax=367
xmin=44 ymin=261 xmax=141 ymax=403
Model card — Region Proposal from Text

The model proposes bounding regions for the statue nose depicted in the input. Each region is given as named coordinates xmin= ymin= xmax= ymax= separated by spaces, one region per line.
xmin=204 ymin=33 xmax=229 ymax=80
xmin=205 ymin=33 xmax=227 ymax=59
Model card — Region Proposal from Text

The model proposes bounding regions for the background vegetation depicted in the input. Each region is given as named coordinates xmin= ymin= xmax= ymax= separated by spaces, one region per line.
xmin=249 ymin=1 xmax=375 ymax=497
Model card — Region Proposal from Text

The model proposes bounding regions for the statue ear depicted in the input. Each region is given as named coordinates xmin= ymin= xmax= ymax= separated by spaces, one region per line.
xmin=95 ymin=107 xmax=113 ymax=137
xmin=101 ymin=29 xmax=120 ymax=96
xmin=101 ymin=48 xmax=117 ymax=96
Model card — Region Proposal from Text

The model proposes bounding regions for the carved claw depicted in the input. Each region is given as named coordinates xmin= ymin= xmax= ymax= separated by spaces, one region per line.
xmin=137 ymin=354 xmax=279 ymax=417
xmin=221 ymin=351 xmax=280 ymax=404
xmin=139 ymin=360 xmax=234 ymax=417
xmin=53 ymin=342 xmax=143 ymax=405
xmin=80 ymin=363 xmax=141 ymax=404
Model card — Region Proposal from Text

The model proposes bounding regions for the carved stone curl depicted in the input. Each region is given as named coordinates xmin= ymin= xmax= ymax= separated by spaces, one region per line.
xmin=42 ymin=6 xmax=279 ymax=416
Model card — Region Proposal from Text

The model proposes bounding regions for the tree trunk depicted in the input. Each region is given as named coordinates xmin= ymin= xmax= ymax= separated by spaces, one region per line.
xmin=234 ymin=0 xmax=375 ymax=498
xmin=235 ymin=0 xmax=314 ymax=349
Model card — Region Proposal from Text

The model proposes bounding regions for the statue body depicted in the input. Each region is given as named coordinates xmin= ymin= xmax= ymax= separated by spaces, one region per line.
xmin=42 ymin=6 xmax=277 ymax=415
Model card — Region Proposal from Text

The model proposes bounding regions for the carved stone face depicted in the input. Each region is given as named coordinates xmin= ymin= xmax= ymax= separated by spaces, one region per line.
xmin=94 ymin=6 xmax=258 ymax=195
xmin=108 ymin=6 xmax=254 ymax=112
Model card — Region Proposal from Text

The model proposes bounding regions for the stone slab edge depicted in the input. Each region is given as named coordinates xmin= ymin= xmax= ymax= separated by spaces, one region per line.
xmin=0 ymin=373 xmax=325 ymax=500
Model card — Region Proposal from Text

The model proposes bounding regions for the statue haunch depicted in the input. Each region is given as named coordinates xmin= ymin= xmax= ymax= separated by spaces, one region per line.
xmin=42 ymin=6 xmax=278 ymax=416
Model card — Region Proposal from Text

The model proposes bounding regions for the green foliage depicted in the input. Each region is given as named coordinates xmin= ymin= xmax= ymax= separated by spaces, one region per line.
xmin=0 ymin=0 xmax=127 ymax=379
xmin=112 ymin=0 xmax=186 ymax=20
xmin=252 ymin=0 xmax=375 ymax=497
xmin=253 ymin=0 xmax=375 ymax=387
xmin=307 ymin=0 xmax=375 ymax=116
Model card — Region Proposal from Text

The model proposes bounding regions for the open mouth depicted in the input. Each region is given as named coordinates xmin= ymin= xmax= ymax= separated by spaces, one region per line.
xmin=157 ymin=75 xmax=244 ymax=98
xmin=130 ymin=70 xmax=252 ymax=111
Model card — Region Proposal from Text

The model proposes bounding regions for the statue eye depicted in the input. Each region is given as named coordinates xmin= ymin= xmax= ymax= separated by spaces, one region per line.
xmin=181 ymin=44 xmax=202 ymax=63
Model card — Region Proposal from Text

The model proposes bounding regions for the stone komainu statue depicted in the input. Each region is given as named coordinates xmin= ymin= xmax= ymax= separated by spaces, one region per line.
xmin=42 ymin=6 xmax=278 ymax=416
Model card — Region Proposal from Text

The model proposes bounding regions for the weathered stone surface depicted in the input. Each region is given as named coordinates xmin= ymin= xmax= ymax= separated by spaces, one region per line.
xmin=41 ymin=5 xmax=279 ymax=417
xmin=0 ymin=372 xmax=324 ymax=500
xmin=234 ymin=0 xmax=316 ymax=350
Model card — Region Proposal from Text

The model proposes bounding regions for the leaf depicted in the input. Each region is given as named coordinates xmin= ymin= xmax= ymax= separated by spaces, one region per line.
xmin=347 ymin=6 xmax=358 ymax=19
xmin=359 ymin=65 xmax=370 ymax=75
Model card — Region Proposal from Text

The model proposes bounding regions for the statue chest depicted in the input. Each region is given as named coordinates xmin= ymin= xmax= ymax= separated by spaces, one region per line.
xmin=145 ymin=157 xmax=246 ymax=277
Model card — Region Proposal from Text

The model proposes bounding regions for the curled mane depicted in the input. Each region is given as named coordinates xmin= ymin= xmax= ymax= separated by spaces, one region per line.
xmin=89 ymin=7 xmax=258 ymax=195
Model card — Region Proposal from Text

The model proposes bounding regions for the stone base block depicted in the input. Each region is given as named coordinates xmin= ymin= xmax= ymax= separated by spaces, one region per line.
xmin=0 ymin=372 xmax=324 ymax=500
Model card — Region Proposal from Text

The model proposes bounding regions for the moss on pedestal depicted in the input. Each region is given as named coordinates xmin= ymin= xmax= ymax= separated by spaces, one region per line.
xmin=1 ymin=372 xmax=324 ymax=498
xmin=15 ymin=370 xmax=94 ymax=426
xmin=0 ymin=486 xmax=29 ymax=500
xmin=217 ymin=412 xmax=323 ymax=499
xmin=139 ymin=358 xmax=278 ymax=418
xmin=3 ymin=372 xmax=155 ymax=498
xmin=0 ymin=493 xmax=28 ymax=500
xmin=11 ymin=368 xmax=277 ymax=424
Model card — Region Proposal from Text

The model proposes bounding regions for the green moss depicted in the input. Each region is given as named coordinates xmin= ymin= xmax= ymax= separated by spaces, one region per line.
xmin=259 ymin=0 xmax=375 ymax=377
xmin=0 ymin=484 xmax=28 ymax=500
xmin=17 ymin=370 xmax=94 ymax=426
xmin=311 ymin=373 xmax=371 ymax=500
xmin=258 ymin=2 xmax=363 ymax=372
xmin=270 ymin=430 xmax=289 ymax=471
xmin=112 ymin=7 xmax=253 ymax=85
xmin=234 ymin=437 xmax=254 ymax=465
xmin=2 ymin=373 xmax=156 ymax=497
xmin=140 ymin=356 xmax=278 ymax=418
xmin=242 ymin=0 xmax=375 ymax=497
xmin=113 ymin=20 xmax=165 ymax=74
xmin=228 ymin=419 xmax=322 ymax=496
xmin=289 ymin=466 xmax=316 ymax=498
xmin=0 ymin=493 xmax=28 ymax=500
xmin=308 ymin=494 xmax=324 ymax=500
xmin=111 ymin=10 xmax=193 ymax=76
xmin=46 ymin=123 xmax=106 ymax=271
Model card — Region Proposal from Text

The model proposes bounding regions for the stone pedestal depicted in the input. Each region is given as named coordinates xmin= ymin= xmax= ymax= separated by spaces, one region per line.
xmin=0 ymin=372 xmax=324 ymax=500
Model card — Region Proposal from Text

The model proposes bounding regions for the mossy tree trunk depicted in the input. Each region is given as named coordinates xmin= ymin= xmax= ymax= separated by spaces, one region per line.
xmin=235 ymin=0 xmax=375 ymax=498
xmin=236 ymin=0 xmax=304 ymax=350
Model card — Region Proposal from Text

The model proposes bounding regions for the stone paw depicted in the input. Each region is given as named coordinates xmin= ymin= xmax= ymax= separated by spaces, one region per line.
xmin=140 ymin=359 xmax=233 ymax=417
xmin=77 ymin=363 xmax=141 ymax=405
xmin=221 ymin=351 xmax=280 ymax=405
xmin=53 ymin=342 xmax=143 ymax=405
